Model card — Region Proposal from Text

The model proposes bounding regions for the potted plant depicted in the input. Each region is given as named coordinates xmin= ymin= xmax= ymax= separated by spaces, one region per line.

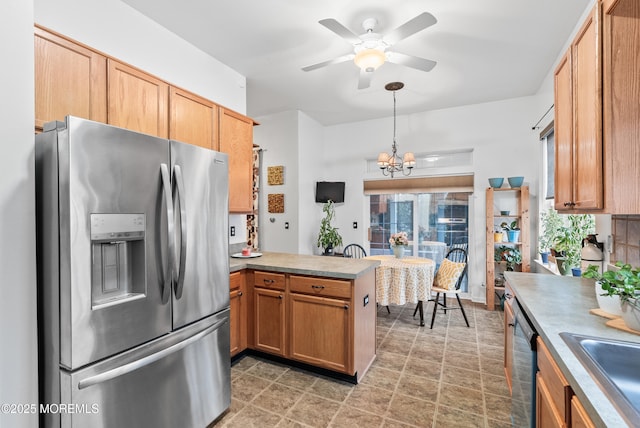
xmin=501 ymin=220 xmax=520 ymax=243
xmin=495 ymin=245 xmax=522 ymax=272
xmin=583 ymin=262 xmax=640 ymax=331
xmin=539 ymin=208 xmax=562 ymax=264
xmin=553 ymin=214 xmax=595 ymax=275
xmin=389 ymin=231 xmax=409 ymax=259
xmin=317 ymin=200 xmax=343 ymax=255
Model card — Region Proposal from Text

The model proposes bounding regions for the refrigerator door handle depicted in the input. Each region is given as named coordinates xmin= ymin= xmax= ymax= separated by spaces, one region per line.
xmin=160 ymin=163 xmax=176 ymax=302
xmin=173 ymin=164 xmax=187 ymax=299
xmin=77 ymin=317 xmax=227 ymax=390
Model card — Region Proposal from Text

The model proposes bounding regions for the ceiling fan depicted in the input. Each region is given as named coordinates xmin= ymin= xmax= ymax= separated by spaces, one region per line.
xmin=302 ymin=12 xmax=437 ymax=89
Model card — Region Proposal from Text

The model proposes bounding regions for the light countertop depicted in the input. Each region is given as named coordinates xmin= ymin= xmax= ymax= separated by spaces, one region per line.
xmin=505 ymin=272 xmax=640 ymax=428
xmin=229 ymin=251 xmax=379 ymax=279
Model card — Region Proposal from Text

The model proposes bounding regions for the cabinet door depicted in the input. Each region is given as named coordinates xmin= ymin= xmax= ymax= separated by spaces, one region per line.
xmin=571 ymin=395 xmax=595 ymax=428
xmin=219 ymin=108 xmax=254 ymax=213
xmin=169 ymin=87 xmax=218 ymax=150
xmin=572 ymin=5 xmax=603 ymax=210
xmin=504 ymin=298 xmax=514 ymax=393
xmin=108 ymin=59 xmax=168 ymax=138
xmin=536 ymin=373 xmax=565 ymax=428
xmin=289 ymin=293 xmax=351 ymax=374
xmin=34 ymin=26 xmax=107 ymax=132
xmin=602 ymin=0 xmax=640 ymax=213
xmin=229 ymin=271 xmax=247 ymax=357
xmin=254 ymin=287 xmax=285 ymax=356
xmin=554 ymin=50 xmax=574 ymax=211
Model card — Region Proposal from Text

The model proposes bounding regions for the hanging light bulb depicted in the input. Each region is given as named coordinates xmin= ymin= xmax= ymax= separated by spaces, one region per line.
xmin=377 ymin=82 xmax=415 ymax=178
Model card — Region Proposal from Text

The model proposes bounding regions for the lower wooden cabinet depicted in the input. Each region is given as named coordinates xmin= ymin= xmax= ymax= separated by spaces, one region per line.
xmin=504 ymin=292 xmax=514 ymax=393
xmin=289 ymin=293 xmax=351 ymax=373
xmin=253 ymin=286 xmax=286 ymax=356
xmin=570 ymin=396 xmax=595 ymax=428
xmin=537 ymin=372 xmax=565 ymax=428
xmin=229 ymin=271 xmax=247 ymax=357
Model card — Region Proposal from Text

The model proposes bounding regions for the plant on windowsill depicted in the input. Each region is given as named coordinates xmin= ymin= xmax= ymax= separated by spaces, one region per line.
xmin=539 ymin=208 xmax=563 ymax=264
xmin=583 ymin=262 xmax=640 ymax=331
xmin=553 ymin=214 xmax=595 ymax=275
xmin=317 ymin=200 xmax=343 ymax=256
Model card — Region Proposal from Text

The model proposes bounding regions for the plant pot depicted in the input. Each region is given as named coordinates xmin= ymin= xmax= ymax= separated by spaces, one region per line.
xmin=392 ymin=245 xmax=405 ymax=259
xmin=571 ymin=267 xmax=582 ymax=277
xmin=323 ymin=245 xmax=334 ymax=256
xmin=555 ymin=257 xmax=571 ymax=276
xmin=540 ymin=252 xmax=550 ymax=264
xmin=507 ymin=230 xmax=520 ymax=243
xmin=621 ymin=298 xmax=640 ymax=331
xmin=595 ymin=281 xmax=623 ymax=316
xmin=494 ymin=232 xmax=504 ymax=243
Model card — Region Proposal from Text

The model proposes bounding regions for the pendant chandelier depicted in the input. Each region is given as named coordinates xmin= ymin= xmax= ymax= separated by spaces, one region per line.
xmin=377 ymin=82 xmax=415 ymax=177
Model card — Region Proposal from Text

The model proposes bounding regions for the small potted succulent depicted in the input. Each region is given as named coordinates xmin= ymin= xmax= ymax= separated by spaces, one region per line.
xmin=389 ymin=231 xmax=409 ymax=259
xmin=501 ymin=220 xmax=520 ymax=243
xmin=583 ymin=262 xmax=640 ymax=331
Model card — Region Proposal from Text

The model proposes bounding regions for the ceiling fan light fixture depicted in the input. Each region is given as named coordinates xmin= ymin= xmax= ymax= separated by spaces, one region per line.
xmin=354 ymin=48 xmax=386 ymax=72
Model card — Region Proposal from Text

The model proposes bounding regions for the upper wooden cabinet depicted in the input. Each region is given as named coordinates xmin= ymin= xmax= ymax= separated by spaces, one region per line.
xmin=107 ymin=59 xmax=169 ymax=138
xmin=169 ymin=87 xmax=218 ymax=150
xmin=554 ymin=4 xmax=603 ymax=211
xmin=219 ymin=108 xmax=256 ymax=213
xmin=554 ymin=1 xmax=640 ymax=214
xmin=602 ymin=0 xmax=640 ymax=213
xmin=34 ymin=26 xmax=107 ymax=132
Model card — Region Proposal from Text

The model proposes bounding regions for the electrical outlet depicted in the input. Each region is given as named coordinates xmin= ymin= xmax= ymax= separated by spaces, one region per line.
xmin=230 ymin=226 xmax=235 ymax=237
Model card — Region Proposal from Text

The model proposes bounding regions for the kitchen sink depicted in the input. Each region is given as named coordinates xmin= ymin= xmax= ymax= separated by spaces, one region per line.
xmin=560 ymin=332 xmax=640 ymax=425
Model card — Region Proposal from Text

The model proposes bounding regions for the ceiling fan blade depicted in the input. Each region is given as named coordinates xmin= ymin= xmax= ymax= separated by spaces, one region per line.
xmin=302 ymin=54 xmax=353 ymax=72
xmin=384 ymin=12 xmax=437 ymax=45
xmin=357 ymin=69 xmax=373 ymax=89
xmin=387 ymin=52 xmax=437 ymax=72
xmin=319 ymin=18 xmax=361 ymax=45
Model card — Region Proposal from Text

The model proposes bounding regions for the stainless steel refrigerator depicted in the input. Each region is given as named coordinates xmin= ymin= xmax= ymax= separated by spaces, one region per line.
xmin=35 ymin=116 xmax=231 ymax=428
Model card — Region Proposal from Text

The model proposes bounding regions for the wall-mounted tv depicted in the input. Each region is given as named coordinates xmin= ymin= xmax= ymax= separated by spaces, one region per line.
xmin=315 ymin=181 xmax=345 ymax=203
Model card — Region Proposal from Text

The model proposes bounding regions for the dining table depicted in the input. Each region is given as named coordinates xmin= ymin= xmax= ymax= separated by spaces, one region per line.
xmin=364 ymin=255 xmax=436 ymax=326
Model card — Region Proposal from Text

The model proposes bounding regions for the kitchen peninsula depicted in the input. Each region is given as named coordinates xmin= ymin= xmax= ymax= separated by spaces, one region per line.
xmin=229 ymin=252 xmax=379 ymax=383
xmin=505 ymin=272 xmax=640 ymax=427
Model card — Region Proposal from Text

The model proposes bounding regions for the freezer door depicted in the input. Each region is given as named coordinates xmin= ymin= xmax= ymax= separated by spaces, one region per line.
xmin=171 ymin=141 xmax=230 ymax=328
xmin=50 ymin=117 xmax=173 ymax=369
xmin=55 ymin=310 xmax=230 ymax=428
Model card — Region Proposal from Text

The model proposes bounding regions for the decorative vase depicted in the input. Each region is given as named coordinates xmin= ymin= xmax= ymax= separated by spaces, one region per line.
xmin=555 ymin=257 xmax=571 ymax=275
xmin=392 ymin=245 xmax=405 ymax=259
xmin=595 ymin=281 xmax=622 ymax=316
xmin=540 ymin=252 xmax=550 ymax=264
xmin=621 ymin=298 xmax=640 ymax=331
xmin=507 ymin=230 xmax=520 ymax=243
xmin=323 ymin=245 xmax=334 ymax=256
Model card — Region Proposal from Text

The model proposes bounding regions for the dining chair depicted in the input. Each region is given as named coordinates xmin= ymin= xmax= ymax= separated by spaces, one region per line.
xmin=343 ymin=243 xmax=367 ymax=258
xmin=428 ymin=247 xmax=469 ymax=328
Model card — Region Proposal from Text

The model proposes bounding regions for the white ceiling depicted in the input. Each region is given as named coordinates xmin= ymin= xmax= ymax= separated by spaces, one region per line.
xmin=122 ymin=0 xmax=589 ymax=126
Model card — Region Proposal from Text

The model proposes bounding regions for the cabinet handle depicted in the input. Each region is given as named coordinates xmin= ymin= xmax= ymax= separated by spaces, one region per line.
xmin=263 ymin=279 xmax=275 ymax=285
xmin=278 ymin=294 xmax=283 ymax=299
xmin=564 ymin=201 xmax=571 ymax=207
xmin=238 ymin=291 xmax=243 ymax=297
xmin=344 ymin=305 xmax=349 ymax=310
xmin=508 ymin=323 xmax=515 ymax=327
xmin=311 ymin=285 xmax=325 ymax=290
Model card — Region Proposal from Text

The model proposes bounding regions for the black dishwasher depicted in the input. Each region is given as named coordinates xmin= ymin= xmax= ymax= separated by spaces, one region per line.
xmin=510 ymin=297 xmax=538 ymax=428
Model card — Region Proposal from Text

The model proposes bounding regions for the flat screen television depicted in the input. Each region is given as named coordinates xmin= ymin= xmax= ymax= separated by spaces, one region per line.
xmin=315 ymin=181 xmax=345 ymax=203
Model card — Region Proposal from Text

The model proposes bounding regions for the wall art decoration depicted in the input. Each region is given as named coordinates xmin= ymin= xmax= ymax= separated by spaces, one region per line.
xmin=268 ymin=193 xmax=284 ymax=213
xmin=267 ymin=165 xmax=284 ymax=185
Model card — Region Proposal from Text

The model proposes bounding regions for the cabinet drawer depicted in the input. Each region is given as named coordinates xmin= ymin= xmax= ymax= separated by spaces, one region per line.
xmin=230 ymin=271 xmax=243 ymax=290
xmin=254 ymin=271 xmax=285 ymax=291
xmin=289 ymin=275 xmax=351 ymax=299
xmin=537 ymin=337 xmax=571 ymax=424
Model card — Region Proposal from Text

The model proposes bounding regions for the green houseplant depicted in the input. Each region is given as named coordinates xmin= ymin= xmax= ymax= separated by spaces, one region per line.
xmin=495 ymin=245 xmax=522 ymax=272
xmin=500 ymin=220 xmax=520 ymax=243
xmin=583 ymin=262 xmax=640 ymax=330
xmin=553 ymin=214 xmax=595 ymax=275
xmin=317 ymin=200 xmax=343 ymax=255
xmin=539 ymin=208 xmax=563 ymax=263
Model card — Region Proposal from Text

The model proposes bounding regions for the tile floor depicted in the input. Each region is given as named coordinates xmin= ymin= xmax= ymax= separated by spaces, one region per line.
xmin=214 ymin=300 xmax=512 ymax=428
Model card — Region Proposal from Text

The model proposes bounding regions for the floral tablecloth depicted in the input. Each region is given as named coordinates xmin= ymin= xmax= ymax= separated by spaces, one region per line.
xmin=365 ymin=255 xmax=435 ymax=306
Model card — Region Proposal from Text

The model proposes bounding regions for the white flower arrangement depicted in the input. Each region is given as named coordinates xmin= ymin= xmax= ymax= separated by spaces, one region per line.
xmin=389 ymin=231 xmax=409 ymax=246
